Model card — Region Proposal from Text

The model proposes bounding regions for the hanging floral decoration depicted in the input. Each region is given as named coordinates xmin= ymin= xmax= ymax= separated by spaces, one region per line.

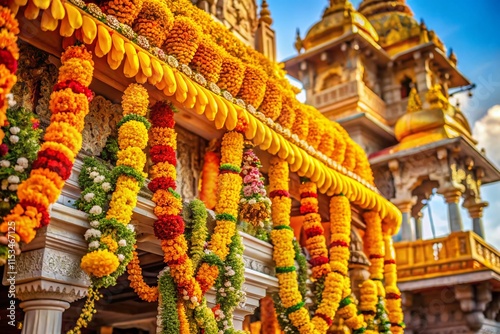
xmin=238 ymin=143 xmax=271 ymax=238
xmin=0 ymin=102 xmax=42 ymax=215
xmin=156 ymin=268 xmax=181 ymax=333
xmin=0 ymin=2 xmax=19 ymax=143
xmin=0 ymin=45 xmax=93 ymax=246
xmin=99 ymin=0 xmax=144 ymax=26
xmin=128 ymin=246 xmax=159 ymax=302
xmin=361 ymin=211 xmax=392 ymax=332
xmin=190 ymin=35 xmax=224 ymax=84
xmin=217 ymin=55 xmax=246 ymax=97
xmin=384 ymin=233 xmax=405 ymax=333
xmin=0 ymin=101 xmax=42 ymax=264
xmin=269 ymin=157 xmax=313 ymax=333
xmin=199 ymin=143 xmax=219 ymax=211
xmin=148 ymin=101 xmax=205 ymax=308
xmin=237 ymin=64 xmax=267 ymax=108
xmin=163 ymin=15 xmax=202 ymax=65
xmin=330 ymin=195 xmax=366 ymax=333
xmin=259 ymin=79 xmax=282 ymax=121
xmin=299 ymin=179 xmax=343 ymax=333
xmin=214 ymin=232 xmax=246 ymax=333
xmin=132 ymin=0 xmax=174 ymax=48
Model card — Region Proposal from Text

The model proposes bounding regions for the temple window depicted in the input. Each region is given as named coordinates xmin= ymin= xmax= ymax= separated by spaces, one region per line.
xmin=400 ymin=75 xmax=415 ymax=98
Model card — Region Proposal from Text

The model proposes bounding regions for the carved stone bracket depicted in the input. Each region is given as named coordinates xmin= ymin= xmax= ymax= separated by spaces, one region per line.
xmin=454 ymin=283 xmax=492 ymax=331
xmin=15 ymin=279 xmax=88 ymax=303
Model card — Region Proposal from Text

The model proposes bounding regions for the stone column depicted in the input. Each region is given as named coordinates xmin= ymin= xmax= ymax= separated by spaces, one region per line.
xmin=391 ymin=197 xmax=417 ymax=241
xmin=414 ymin=212 xmax=423 ymax=240
xmin=464 ymin=201 xmax=488 ymax=238
xmin=20 ymin=299 xmax=70 ymax=334
xmin=440 ymin=187 xmax=464 ymax=233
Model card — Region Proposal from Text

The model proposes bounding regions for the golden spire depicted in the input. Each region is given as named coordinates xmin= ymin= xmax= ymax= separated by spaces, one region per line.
xmin=426 ymin=84 xmax=449 ymax=110
xmin=259 ymin=0 xmax=273 ymax=25
xmin=419 ymin=19 xmax=429 ymax=43
xmin=294 ymin=28 xmax=303 ymax=53
xmin=406 ymin=87 xmax=422 ymax=113
xmin=448 ymin=48 xmax=457 ymax=66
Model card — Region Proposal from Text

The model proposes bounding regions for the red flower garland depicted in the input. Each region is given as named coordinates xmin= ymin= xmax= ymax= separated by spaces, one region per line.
xmin=148 ymin=176 xmax=176 ymax=192
xmin=53 ymin=80 xmax=94 ymax=102
xmin=153 ymin=215 xmax=185 ymax=240
xmin=32 ymin=148 xmax=73 ymax=180
xmin=149 ymin=145 xmax=177 ymax=165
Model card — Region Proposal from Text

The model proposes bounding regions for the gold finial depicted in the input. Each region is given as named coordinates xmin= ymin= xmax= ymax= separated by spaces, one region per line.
xmin=448 ymin=48 xmax=457 ymax=66
xmin=426 ymin=84 xmax=449 ymax=110
xmin=406 ymin=87 xmax=422 ymax=113
xmin=294 ymin=28 xmax=303 ymax=53
xmin=419 ymin=19 xmax=429 ymax=43
xmin=259 ymin=0 xmax=273 ymax=25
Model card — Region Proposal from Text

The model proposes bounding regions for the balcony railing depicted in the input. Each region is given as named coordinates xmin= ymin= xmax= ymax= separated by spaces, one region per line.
xmin=394 ymin=231 xmax=500 ymax=282
xmin=313 ymin=81 xmax=386 ymax=120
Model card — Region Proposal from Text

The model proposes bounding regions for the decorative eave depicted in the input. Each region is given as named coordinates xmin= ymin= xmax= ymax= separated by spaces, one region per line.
xmin=369 ymin=136 xmax=500 ymax=185
xmin=14 ymin=0 xmax=402 ymax=228
xmin=284 ymin=29 xmax=390 ymax=80
xmin=337 ymin=112 xmax=397 ymax=143
xmin=391 ymin=42 xmax=471 ymax=89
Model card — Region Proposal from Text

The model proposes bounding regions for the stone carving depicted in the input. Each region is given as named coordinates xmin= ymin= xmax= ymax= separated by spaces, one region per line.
xmin=81 ymin=96 xmax=122 ymax=156
xmin=176 ymin=126 xmax=206 ymax=201
xmin=349 ymin=229 xmax=369 ymax=266
xmin=242 ymin=256 xmax=275 ymax=276
xmin=7 ymin=248 xmax=90 ymax=286
xmin=16 ymin=280 xmax=88 ymax=303
xmin=373 ymin=165 xmax=395 ymax=199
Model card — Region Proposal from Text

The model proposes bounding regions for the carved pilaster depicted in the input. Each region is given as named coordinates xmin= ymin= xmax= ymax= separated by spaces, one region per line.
xmin=454 ymin=283 xmax=492 ymax=331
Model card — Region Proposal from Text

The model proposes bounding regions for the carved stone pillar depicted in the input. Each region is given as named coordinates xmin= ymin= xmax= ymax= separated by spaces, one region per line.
xmin=439 ymin=187 xmax=464 ymax=233
xmin=414 ymin=212 xmax=423 ymax=240
xmin=20 ymin=299 xmax=70 ymax=334
xmin=464 ymin=201 xmax=488 ymax=238
xmin=454 ymin=283 xmax=491 ymax=332
xmin=391 ymin=197 xmax=417 ymax=241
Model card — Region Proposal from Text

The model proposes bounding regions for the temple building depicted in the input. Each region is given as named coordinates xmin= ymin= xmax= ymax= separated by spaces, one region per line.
xmin=285 ymin=0 xmax=500 ymax=333
xmin=0 ymin=0 xmax=498 ymax=334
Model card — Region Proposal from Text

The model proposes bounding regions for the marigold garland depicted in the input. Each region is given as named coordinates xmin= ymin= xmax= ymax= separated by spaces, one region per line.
xmin=217 ymin=54 xmax=246 ymax=97
xmin=0 ymin=45 xmax=93 ymax=245
xmin=163 ymin=15 xmax=202 ymax=65
xmin=199 ymin=150 xmax=219 ymax=210
xmin=305 ymin=108 xmax=325 ymax=150
xmin=237 ymin=64 xmax=267 ymax=108
xmin=259 ymin=79 xmax=283 ymax=121
xmin=132 ymin=0 xmax=174 ymax=47
xmin=190 ymin=35 xmax=224 ymax=83
xmin=330 ymin=195 xmax=366 ymax=332
xmin=384 ymin=233 xmax=405 ymax=333
xmin=100 ymin=0 xmax=144 ymax=26
xmin=239 ymin=145 xmax=271 ymax=236
xmin=128 ymin=247 xmax=159 ymax=302
xmin=291 ymin=106 xmax=309 ymax=141
xmin=277 ymin=94 xmax=297 ymax=130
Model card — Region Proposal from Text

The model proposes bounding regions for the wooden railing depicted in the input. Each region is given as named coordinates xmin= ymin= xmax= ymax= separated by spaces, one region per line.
xmin=394 ymin=231 xmax=500 ymax=282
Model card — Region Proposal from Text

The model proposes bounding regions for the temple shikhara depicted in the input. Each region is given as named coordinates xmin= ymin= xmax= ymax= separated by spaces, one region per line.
xmin=0 ymin=0 xmax=498 ymax=333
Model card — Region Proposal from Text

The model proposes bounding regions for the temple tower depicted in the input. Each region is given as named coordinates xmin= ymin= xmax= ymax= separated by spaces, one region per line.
xmin=285 ymin=1 xmax=500 ymax=332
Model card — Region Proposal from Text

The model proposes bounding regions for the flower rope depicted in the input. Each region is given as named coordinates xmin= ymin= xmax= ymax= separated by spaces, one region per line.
xmin=238 ymin=143 xmax=271 ymax=239
xmin=361 ymin=211 xmax=390 ymax=333
xmin=1 ymin=45 xmax=93 ymax=245
xmin=299 ymin=180 xmax=343 ymax=333
xmin=0 ymin=101 xmax=41 ymax=264
xmin=0 ymin=1 xmax=20 ymax=143
xmin=383 ymin=233 xmax=405 ymax=333
xmin=199 ymin=147 xmax=219 ymax=210
xmin=330 ymin=195 xmax=366 ymax=332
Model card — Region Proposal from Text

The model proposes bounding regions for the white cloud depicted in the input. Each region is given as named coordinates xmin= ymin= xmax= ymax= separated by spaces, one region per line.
xmin=473 ymin=104 xmax=500 ymax=165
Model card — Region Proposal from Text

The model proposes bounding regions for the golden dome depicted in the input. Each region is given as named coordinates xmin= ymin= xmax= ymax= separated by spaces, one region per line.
xmin=358 ymin=0 xmax=420 ymax=50
xmin=394 ymin=86 xmax=475 ymax=151
xmin=302 ymin=0 xmax=378 ymax=50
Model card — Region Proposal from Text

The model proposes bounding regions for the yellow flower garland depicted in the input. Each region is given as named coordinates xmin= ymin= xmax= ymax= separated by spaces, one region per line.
xmin=384 ymin=233 xmax=405 ymax=333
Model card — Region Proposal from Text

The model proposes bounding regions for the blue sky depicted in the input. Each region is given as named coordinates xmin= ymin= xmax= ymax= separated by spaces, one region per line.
xmin=269 ymin=0 xmax=500 ymax=248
